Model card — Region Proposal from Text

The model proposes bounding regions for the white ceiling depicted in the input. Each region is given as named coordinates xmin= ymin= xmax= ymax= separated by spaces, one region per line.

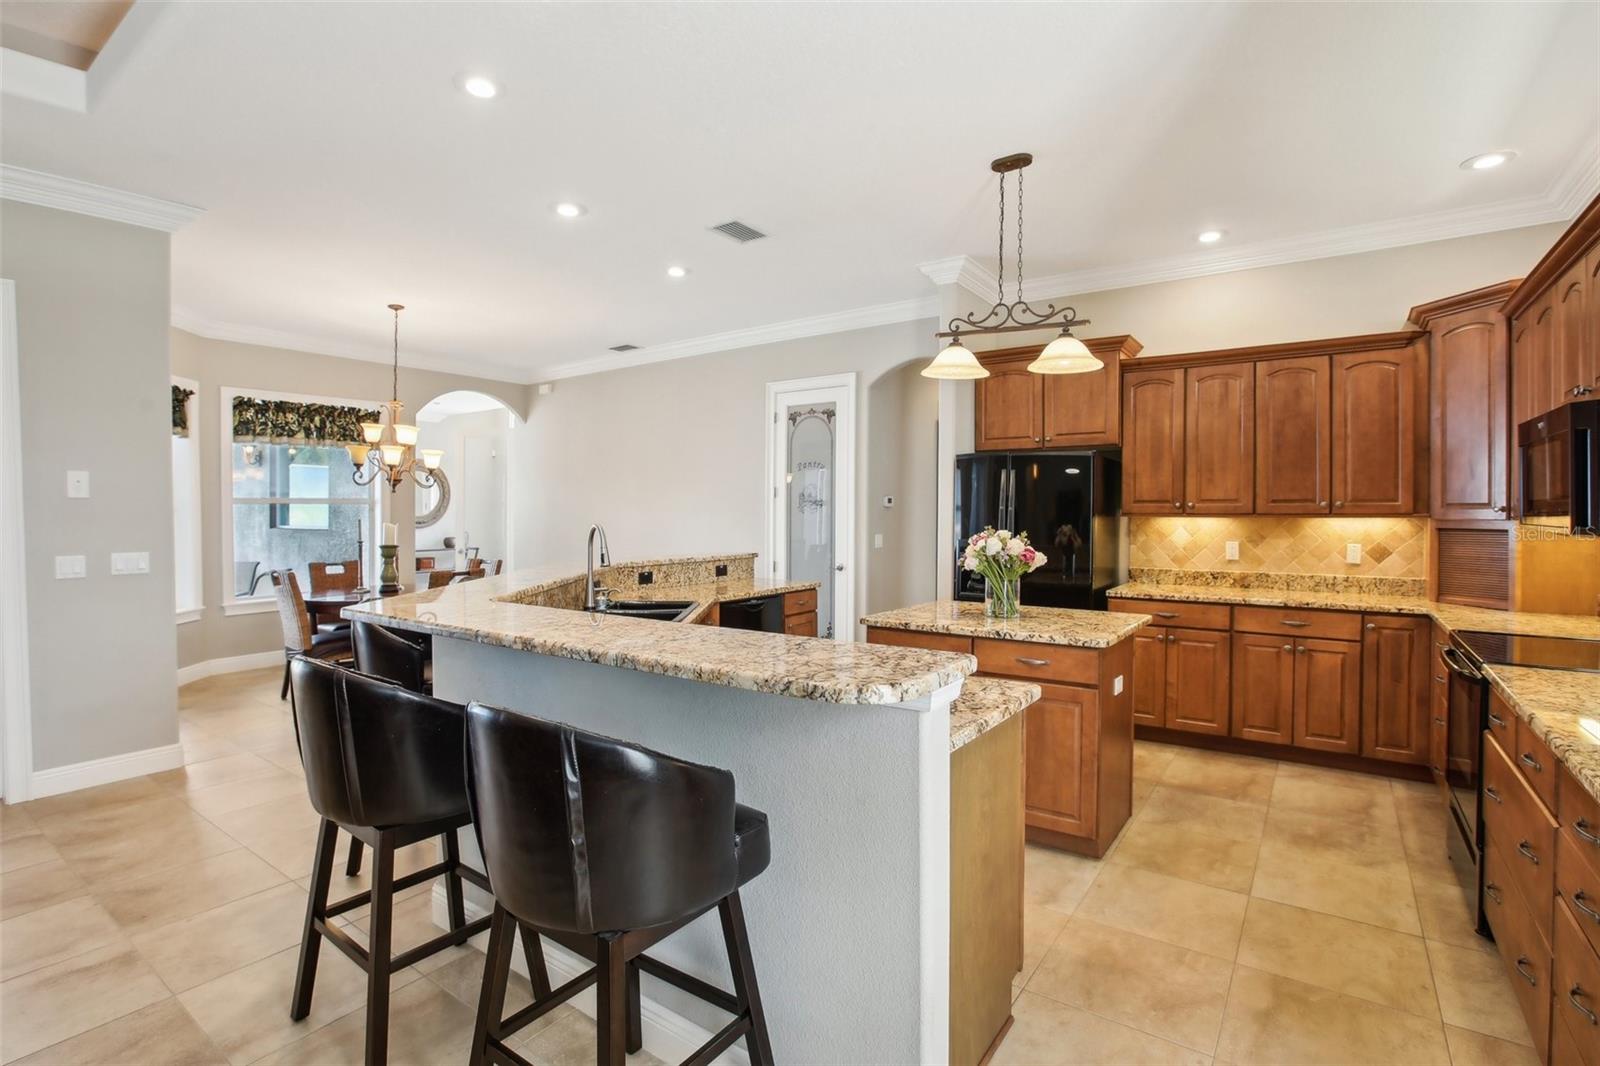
xmin=2 ymin=1 xmax=1597 ymax=383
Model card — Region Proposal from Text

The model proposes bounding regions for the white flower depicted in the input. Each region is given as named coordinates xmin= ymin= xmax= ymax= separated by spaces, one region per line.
xmin=1005 ymin=538 xmax=1024 ymax=557
xmin=984 ymin=537 xmax=1002 ymax=556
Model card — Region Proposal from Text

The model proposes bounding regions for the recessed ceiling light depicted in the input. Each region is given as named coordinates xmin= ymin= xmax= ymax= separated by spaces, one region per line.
xmin=1197 ymin=230 xmax=1224 ymax=244
xmin=665 ymin=265 xmax=689 ymax=279
xmin=1461 ymin=150 xmax=1516 ymax=171
xmin=554 ymin=202 xmax=586 ymax=219
xmin=462 ymin=76 xmax=498 ymax=99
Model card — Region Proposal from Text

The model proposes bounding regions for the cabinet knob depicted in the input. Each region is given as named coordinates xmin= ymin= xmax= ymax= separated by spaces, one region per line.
xmin=1333 ymin=501 xmax=1344 ymax=508
xmin=1365 ymin=623 xmax=1376 ymax=630
xmin=1173 ymin=501 xmax=1182 ymax=510
xmin=1043 ymin=436 xmax=1052 ymax=442
xmin=1296 ymin=646 xmax=1307 ymax=654
xmin=1319 ymin=500 xmax=1328 ymax=507
xmin=1281 ymin=644 xmax=1291 ymax=652
xmin=1494 ymin=506 xmax=1508 ymax=514
xmin=1166 ymin=634 xmax=1176 ymax=643
xmin=1032 ymin=437 xmax=1042 ymax=444
xmin=1186 ymin=501 xmax=1195 ymax=509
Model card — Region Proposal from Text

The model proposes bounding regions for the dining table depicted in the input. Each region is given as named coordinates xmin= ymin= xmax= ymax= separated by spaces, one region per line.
xmin=304 ymin=590 xmax=377 ymax=631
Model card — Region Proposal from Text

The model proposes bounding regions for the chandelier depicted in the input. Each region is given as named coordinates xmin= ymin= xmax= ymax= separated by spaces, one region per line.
xmin=349 ymin=304 xmax=442 ymax=492
xmin=921 ymin=153 xmax=1099 ymax=380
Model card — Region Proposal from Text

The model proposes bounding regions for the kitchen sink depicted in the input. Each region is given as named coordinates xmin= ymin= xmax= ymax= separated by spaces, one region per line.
xmin=594 ymin=599 xmax=698 ymax=622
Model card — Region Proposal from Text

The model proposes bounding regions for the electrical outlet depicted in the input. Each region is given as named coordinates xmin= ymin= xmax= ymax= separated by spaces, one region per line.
xmin=874 ymin=533 xmax=884 ymax=549
xmin=714 ymin=563 xmax=728 ymax=577
xmin=66 ymin=470 xmax=90 ymax=498
xmin=1346 ymin=543 xmax=1362 ymax=565
xmin=55 ymin=555 xmax=86 ymax=579
xmin=1225 ymin=540 xmax=1240 ymax=561
xmin=637 ymin=571 xmax=653 ymax=585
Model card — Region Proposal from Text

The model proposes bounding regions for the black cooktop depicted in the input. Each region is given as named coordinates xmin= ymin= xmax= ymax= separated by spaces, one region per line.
xmin=1454 ymin=630 xmax=1600 ymax=672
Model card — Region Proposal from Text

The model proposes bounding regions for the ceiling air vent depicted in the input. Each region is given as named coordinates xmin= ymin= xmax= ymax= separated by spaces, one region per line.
xmin=710 ymin=220 xmax=767 ymax=243
xmin=607 ymin=344 xmax=640 ymax=352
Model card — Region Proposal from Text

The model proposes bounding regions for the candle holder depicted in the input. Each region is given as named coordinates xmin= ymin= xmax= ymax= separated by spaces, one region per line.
xmin=379 ymin=544 xmax=401 ymax=595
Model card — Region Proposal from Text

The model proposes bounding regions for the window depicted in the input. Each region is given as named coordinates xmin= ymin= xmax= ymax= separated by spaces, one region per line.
xmin=223 ymin=388 xmax=379 ymax=609
xmin=172 ymin=377 xmax=202 ymax=621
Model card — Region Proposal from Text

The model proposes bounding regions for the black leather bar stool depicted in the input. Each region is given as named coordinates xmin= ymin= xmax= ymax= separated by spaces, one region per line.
xmin=344 ymin=621 xmax=435 ymax=878
xmin=463 ymin=702 xmax=775 ymax=1066
xmin=287 ymin=657 xmax=493 ymax=1065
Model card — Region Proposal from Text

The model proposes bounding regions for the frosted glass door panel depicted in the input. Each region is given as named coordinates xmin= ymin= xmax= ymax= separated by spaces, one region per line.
xmin=785 ymin=403 xmax=836 ymax=635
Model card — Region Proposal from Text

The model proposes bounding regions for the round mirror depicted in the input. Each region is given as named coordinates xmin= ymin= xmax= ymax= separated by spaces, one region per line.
xmin=414 ymin=466 xmax=451 ymax=528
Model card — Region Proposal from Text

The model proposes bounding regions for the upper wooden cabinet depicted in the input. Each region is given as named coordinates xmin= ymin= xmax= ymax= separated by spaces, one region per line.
xmin=1589 ymin=247 xmax=1600 ymax=397
xmin=1505 ymin=191 xmax=1600 ymax=424
xmin=1409 ymin=283 xmax=1516 ymax=520
xmin=1331 ymin=344 xmax=1420 ymax=515
xmin=1555 ymin=258 xmax=1592 ymax=403
xmin=1184 ymin=362 xmax=1255 ymax=514
xmin=975 ymin=337 xmax=1142 ymax=452
xmin=1121 ymin=367 xmax=1185 ymax=513
xmin=1255 ymin=356 xmax=1331 ymax=513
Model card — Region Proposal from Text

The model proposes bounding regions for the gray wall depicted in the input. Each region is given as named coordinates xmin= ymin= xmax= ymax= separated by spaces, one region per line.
xmin=2 ymin=201 xmax=179 ymax=771
xmin=170 ymin=328 xmax=528 ymax=668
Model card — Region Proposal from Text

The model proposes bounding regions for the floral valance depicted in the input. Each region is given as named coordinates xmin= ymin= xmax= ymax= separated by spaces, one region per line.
xmin=231 ymin=396 xmax=383 ymax=446
xmin=171 ymin=385 xmax=195 ymax=437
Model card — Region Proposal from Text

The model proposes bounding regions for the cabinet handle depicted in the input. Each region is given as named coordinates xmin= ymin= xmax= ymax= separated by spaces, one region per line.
xmin=1033 ymin=437 xmax=1042 ymax=444
xmin=1517 ymin=840 xmax=1540 ymax=866
xmin=1571 ymin=986 xmax=1599 ymax=1026
xmin=1574 ymin=818 xmax=1600 ymax=846
xmin=1520 ymin=751 xmax=1543 ymax=773
xmin=1153 ymin=611 xmax=1179 ymax=618
xmin=1516 ymin=957 xmax=1539 ymax=987
xmin=1494 ymin=505 xmax=1508 ymax=514
xmin=1318 ymin=499 xmax=1327 ymax=506
xmin=1280 ymin=620 xmax=1311 ymax=628
xmin=1572 ymin=891 xmax=1600 ymax=926
xmin=1334 ymin=501 xmax=1344 ymax=508
xmin=1484 ymin=785 xmax=1503 ymax=805
xmin=1043 ymin=436 xmax=1052 ymax=442
xmin=1173 ymin=501 xmax=1183 ymax=510
xmin=1365 ymin=623 xmax=1376 ymax=631
xmin=1488 ymin=712 xmax=1507 ymax=728
xmin=1015 ymin=657 xmax=1050 ymax=667
xmin=1484 ymin=881 xmax=1503 ymax=904
xmin=1166 ymin=634 xmax=1176 ymax=643
xmin=1434 ymin=717 xmax=1446 ymax=726
xmin=1296 ymin=646 xmax=1307 ymax=654
xmin=1435 ymin=675 xmax=1446 ymax=683
xmin=1186 ymin=501 xmax=1195 ymax=509
xmin=1281 ymin=644 xmax=1292 ymax=652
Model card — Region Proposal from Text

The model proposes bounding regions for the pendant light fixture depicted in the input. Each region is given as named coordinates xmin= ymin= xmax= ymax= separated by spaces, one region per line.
xmin=922 ymin=153 xmax=1098 ymax=379
xmin=349 ymin=304 xmax=443 ymax=493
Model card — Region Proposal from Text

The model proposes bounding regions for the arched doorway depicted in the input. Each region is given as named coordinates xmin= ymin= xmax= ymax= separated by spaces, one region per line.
xmin=415 ymin=390 xmax=520 ymax=577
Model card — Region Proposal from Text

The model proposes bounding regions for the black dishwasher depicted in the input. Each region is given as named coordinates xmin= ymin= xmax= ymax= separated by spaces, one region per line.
xmin=718 ymin=595 xmax=784 ymax=633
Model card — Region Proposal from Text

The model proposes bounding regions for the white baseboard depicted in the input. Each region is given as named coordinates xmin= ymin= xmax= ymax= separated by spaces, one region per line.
xmin=176 ymin=650 xmax=282 ymax=688
xmin=29 ymin=742 xmax=185 ymax=799
xmin=431 ymin=886 xmax=748 ymax=1066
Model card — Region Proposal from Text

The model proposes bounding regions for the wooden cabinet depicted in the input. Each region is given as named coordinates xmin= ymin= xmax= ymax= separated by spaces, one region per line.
xmin=1184 ymin=362 xmax=1255 ymax=514
xmin=1255 ymin=356 xmax=1331 ymax=513
xmin=976 ymin=337 xmax=1141 ymax=451
xmin=1129 ymin=626 xmax=1167 ymax=727
xmin=1121 ymin=367 xmax=1186 ymax=513
xmin=1360 ymin=615 xmax=1430 ymax=765
xmin=1165 ymin=628 xmax=1231 ymax=735
xmin=1514 ymin=296 xmax=1557 ymax=428
xmin=1507 ymin=193 xmax=1600 ymax=433
xmin=1589 ymin=247 xmax=1600 ymax=398
xmin=782 ymin=588 xmax=818 ymax=637
xmin=1332 ymin=345 xmax=1420 ymax=515
xmin=1294 ymin=638 xmax=1362 ymax=755
xmin=1023 ymin=681 xmax=1097 ymax=840
xmin=1556 ymin=259 xmax=1592 ymax=404
xmin=1231 ymin=632 xmax=1293 ymax=745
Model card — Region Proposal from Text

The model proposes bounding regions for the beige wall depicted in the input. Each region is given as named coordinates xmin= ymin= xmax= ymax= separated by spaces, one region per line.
xmin=2 ymin=201 xmax=179 ymax=771
xmin=510 ymin=318 xmax=942 ymax=628
xmin=170 ymin=328 xmax=529 ymax=668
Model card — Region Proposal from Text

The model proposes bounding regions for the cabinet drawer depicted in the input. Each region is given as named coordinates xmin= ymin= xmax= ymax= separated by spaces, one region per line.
xmin=1563 ymin=767 xmax=1600 ymax=863
xmin=1488 ymin=687 xmax=1517 ymax=752
xmin=1485 ymin=734 xmax=1558 ymax=948
xmin=975 ymin=638 xmax=1098 ymax=686
xmin=865 ymin=627 xmax=973 ymax=655
xmin=784 ymin=613 xmax=817 ymax=637
xmin=1556 ymin=897 xmax=1600 ymax=1065
xmin=1109 ymin=598 xmax=1230 ymax=631
xmin=1554 ymin=1004 xmax=1591 ymax=1066
xmin=1516 ymin=715 xmax=1561 ymax=813
xmin=1232 ymin=605 xmax=1362 ymax=641
xmin=1559 ymin=826 xmax=1600 ymax=960
xmin=784 ymin=588 xmax=817 ymax=617
xmin=1485 ymin=839 xmax=1553 ymax=1063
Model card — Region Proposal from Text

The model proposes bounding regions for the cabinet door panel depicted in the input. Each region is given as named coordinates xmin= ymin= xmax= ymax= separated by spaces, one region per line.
xmin=1362 ymin=615 xmax=1431 ymax=764
xmin=1556 ymin=260 xmax=1589 ymax=403
xmin=1184 ymin=362 xmax=1254 ymax=514
xmin=1255 ymin=356 xmax=1331 ymax=514
xmin=1588 ymin=248 xmax=1600 ymax=396
xmin=1043 ymin=355 xmax=1119 ymax=447
xmin=1231 ymin=632 xmax=1294 ymax=745
xmin=1122 ymin=369 xmax=1185 ymax=514
xmin=1293 ymin=638 xmax=1361 ymax=754
xmin=1130 ymin=627 xmax=1167 ymax=727
xmin=1023 ymin=681 xmax=1098 ymax=838
xmin=1431 ymin=308 xmax=1509 ymax=519
xmin=975 ymin=356 xmax=1042 ymax=451
xmin=1332 ymin=347 xmax=1417 ymax=514
xmin=1164 ymin=628 xmax=1230 ymax=735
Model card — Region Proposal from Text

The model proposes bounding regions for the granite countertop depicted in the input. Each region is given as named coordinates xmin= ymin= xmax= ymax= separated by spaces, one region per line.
xmin=619 ymin=576 xmax=820 ymax=624
xmin=861 ymin=599 xmax=1151 ymax=648
xmin=948 ymin=677 xmax=1041 ymax=752
xmin=1481 ymin=666 xmax=1600 ymax=801
xmin=346 ymin=562 xmax=975 ymax=706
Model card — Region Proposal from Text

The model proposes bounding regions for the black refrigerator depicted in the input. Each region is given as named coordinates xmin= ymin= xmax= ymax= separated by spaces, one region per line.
xmin=953 ymin=450 xmax=1122 ymax=610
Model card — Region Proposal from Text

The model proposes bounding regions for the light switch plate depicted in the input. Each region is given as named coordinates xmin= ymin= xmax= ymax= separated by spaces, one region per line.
xmin=1225 ymin=540 xmax=1240 ymax=561
xmin=55 ymin=555 xmax=86 ymax=579
xmin=110 ymin=551 xmax=150 ymax=575
xmin=66 ymin=470 xmax=90 ymax=498
xmin=873 ymin=533 xmax=884 ymax=549
xmin=1346 ymin=542 xmax=1362 ymax=564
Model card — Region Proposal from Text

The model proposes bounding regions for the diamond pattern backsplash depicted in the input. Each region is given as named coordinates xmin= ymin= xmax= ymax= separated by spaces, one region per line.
xmin=1130 ymin=516 xmax=1428 ymax=579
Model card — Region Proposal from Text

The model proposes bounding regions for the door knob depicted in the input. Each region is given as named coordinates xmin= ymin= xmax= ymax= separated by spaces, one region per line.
xmin=834 ymin=564 xmax=845 ymax=571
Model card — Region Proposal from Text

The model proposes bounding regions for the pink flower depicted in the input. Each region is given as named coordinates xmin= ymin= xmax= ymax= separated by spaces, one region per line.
xmin=1020 ymin=546 xmax=1037 ymax=565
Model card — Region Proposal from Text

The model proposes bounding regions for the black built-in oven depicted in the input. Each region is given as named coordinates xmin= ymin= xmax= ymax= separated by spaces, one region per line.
xmin=1441 ymin=634 xmax=1489 ymax=933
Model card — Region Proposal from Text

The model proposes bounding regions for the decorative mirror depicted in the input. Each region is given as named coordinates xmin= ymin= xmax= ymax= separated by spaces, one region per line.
xmin=414 ymin=466 xmax=451 ymax=528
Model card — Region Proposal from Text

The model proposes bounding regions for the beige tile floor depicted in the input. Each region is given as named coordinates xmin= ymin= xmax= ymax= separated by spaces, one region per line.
xmin=0 ymin=668 xmax=1537 ymax=1065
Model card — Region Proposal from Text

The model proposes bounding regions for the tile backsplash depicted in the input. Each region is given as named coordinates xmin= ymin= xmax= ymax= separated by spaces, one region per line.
xmin=1130 ymin=516 xmax=1428 ymax=580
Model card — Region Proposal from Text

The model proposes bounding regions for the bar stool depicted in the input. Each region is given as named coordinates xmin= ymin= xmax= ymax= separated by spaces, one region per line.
xmin=287 ymin=657 xmax=492 ymax=1066
xmin=463 ymin=702 xmax=775 ymax=1066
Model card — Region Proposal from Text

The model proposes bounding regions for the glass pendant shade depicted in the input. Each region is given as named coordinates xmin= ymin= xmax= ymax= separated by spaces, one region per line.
xmin=361 ymin=422 xmax=384 ymax=444
xmin=420 ymin=449 xmax=443 ymax=470
xmin=379 ymin=444 xmax=405 ymax=467
xmin=1028 ymin=332 xmax=1102 ymax=375
xmin=921 ymin=339 xmax=990 ymax=380
xmin=394 ymin=423 xmax=419 ymax=447
xmin=347 ymin=444 xmax=370 ymax=466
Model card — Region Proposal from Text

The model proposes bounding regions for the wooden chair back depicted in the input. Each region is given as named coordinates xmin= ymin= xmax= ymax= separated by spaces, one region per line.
xmin=427 ymin=569 xmax=455 ymax=589
xmin=308 ymin=560 xmax=360 ymax=596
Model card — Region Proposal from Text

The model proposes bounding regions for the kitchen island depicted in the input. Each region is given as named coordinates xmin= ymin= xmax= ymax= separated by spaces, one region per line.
xmin=347 ymin=555 xmax=1038 ymax=1064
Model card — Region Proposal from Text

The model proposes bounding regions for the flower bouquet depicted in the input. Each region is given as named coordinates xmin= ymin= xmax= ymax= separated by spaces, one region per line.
xmin=961 ymin=527 xmax=1047 ymax=618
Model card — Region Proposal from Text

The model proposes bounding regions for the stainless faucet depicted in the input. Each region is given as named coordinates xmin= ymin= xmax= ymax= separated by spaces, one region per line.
xmin=585 ymin=524 xmax=611 ymax=610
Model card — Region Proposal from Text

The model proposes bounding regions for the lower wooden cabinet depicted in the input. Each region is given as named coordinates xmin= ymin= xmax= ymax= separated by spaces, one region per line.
xmin=1024 ymin=682 xmax=1096 ymax=840
xmin=1361 ymin=614 xmax=1431 ymax=764
xmin=1130 ymin=626 xmax=1168 ymax=727
xmin=1231 ymin=633 xmax=1294 ymax=745
xmin=1293 ymin=638 xmax=1362 ymax=755
xmin=1165 ymin=628 xmax=1232 ymax=735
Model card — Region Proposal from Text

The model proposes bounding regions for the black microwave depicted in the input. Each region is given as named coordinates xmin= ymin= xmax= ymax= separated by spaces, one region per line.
xmin=1519 ymin=400 xmax=1598 ymax=532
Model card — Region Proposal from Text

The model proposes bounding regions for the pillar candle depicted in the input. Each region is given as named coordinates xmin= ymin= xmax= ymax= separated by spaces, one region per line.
xmin=382 ymin=522 xmax=398 ymax=545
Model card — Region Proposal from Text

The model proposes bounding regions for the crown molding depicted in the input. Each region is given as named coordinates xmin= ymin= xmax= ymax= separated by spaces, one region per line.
xmin=541 ymin=295 xmax=938 ymax=382
xmin=917 ymin=256 xmax=997 ymax=301
xmin=170 ymin=309 xmax=532 ymax=385
xmin=0 ymin=165 xmax=202 ymax=232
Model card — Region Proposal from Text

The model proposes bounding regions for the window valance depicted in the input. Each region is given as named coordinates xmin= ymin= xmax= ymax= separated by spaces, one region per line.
xmin=231 ymin=396 xmax=383 ymax=446
xmin=172 ymin=385 xmax=195 ymax=437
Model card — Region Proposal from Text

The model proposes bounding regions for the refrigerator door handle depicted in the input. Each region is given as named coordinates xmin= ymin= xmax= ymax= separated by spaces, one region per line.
xmin=997 ymin=469 xmax=1011 ymax=531
xmin=1006 ymin=467 xmax=1018 ymax=531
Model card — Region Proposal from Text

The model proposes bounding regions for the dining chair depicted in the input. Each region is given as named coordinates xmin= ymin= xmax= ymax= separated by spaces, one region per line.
xmin=427 ymin=570 xmax=455 ymax=590
xmin=235 ymin=560 xmax=265 ymax=598
xmin=309 ymin=559 xmax=361 ymax=596
xmin=489 ymin=559 xmax=503 ymax=576
xmin=416 ymin=557 xmax=436 ymax=572
xmin=271 ymin=570 xmax=353 ymax=700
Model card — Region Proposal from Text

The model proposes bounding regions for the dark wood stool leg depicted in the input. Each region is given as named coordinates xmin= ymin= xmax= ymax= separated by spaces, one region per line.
xmin=596 ymin=935 xmax=627 ymax=1066
xmin=345 ymin=837 xmax=363 ymax=877
xmin=290 ymin=818 xmax=339 ymax=1020
xmin=281 ymin=655 xmax=292 ymax=701
xmin=518 ymin=922 xmax=552 ymax=999
xmin=720 ymin=891 xmax=774 ymax=1066
xmin=442 ymin=831 xmax=466 ymax=931
xmin=625 ymin=961 xmax=642 ymax=1054
xmin=470 ymin=905 xmax=516 ymax=1066
xmin=364 ymin=831 xmax=395 ymax=1066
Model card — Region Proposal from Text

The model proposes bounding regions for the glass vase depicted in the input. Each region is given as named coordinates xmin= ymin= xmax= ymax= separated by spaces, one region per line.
xmin=984 ymin=575 xmax=1021 ymax=619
